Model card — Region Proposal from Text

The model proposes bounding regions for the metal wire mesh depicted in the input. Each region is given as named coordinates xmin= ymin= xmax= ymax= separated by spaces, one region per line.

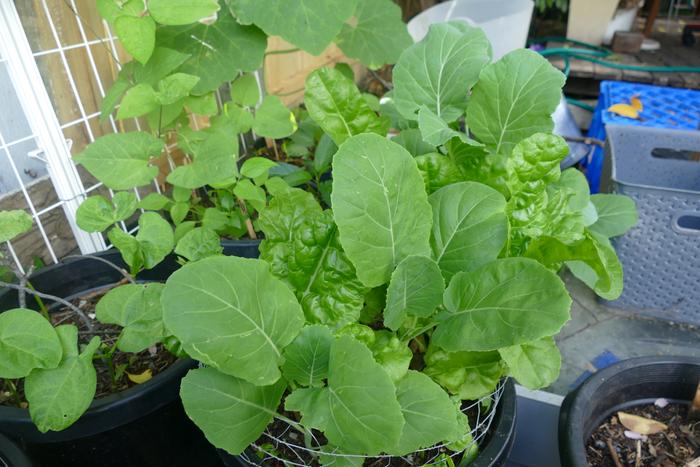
xmin=236 ymin=380 xmax=507 ymax=467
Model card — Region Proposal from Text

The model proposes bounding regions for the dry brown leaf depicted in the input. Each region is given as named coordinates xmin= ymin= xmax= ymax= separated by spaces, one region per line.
xmin=608 ymin=103 xmax=639 ymax=119
xmin=126 ymin=369 xmax=153 ymax=384
xmin=618 ymin=411 xmax=668 ymax=435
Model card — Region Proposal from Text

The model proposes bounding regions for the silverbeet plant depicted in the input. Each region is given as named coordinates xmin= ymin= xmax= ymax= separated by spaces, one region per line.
xmin=157 ymin=22 xmax=638 ymax=464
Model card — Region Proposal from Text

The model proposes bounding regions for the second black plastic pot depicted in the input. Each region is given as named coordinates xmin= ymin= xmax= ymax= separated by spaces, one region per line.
xmin=219 ymin=378 xmax=517 ymax=467
xmin=221 ymin=238 xmax=261 ymax=258
xmin=0 ymin=252 xmax=221 ymax=467
xmin=558 ymin=356 xmax=700 ymax=467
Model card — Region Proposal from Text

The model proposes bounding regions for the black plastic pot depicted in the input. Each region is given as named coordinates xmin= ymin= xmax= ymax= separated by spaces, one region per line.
xmin=0 ymin=252 xmax=221 ymax=467
xmin=0 ymin=432 xmax=33 ymax=467
xmin=221 ymin=238 xmax=261 ymax=258
xmin=219 ymin=378 xmax=517 ymax=467
xmin=558 ymin=356 xmax=700 ymax=467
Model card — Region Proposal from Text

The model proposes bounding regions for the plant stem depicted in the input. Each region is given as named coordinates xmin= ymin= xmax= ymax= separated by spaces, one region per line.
xmin=5 ymin=379 xmax=21 ymax=407
xmin=0 ymin=281 xmax=95 ymax=332
xmin=63 ymin=254 xmax=135 ymax=284
xmin=265 ymin=47 xmax=301 ymax=56
xmin=236 ymin=198 xmax=258 ymax=240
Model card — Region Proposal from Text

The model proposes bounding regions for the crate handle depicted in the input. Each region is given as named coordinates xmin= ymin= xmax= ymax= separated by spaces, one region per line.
xmin=651 ymin=148 xmax=700 ymax=162
xmin=674 ymin=213 xmax=700 ymax=235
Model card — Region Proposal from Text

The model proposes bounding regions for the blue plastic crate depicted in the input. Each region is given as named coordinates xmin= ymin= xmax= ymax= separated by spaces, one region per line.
xmin=586 ymin=81 xmax=700 ymax=192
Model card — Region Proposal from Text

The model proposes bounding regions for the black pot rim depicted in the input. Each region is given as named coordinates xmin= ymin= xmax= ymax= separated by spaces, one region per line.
xmin=220 ymin=238 xmax=262 ymax=247
xmin=559 ymin=355 xmax=700 ymax=467
xmin=0 ymin=432 xmax=33 ymax=467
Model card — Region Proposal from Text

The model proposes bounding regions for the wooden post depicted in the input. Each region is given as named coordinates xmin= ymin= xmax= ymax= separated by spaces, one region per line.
xmin=643 ymin=0 xmax=662 ymax=37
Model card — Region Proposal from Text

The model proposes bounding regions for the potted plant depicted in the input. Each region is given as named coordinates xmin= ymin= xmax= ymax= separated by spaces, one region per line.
xmin=0 ymin=210 xmax=219 ymax=467
xmin=559 ymin=356 xmax=700 ymax=466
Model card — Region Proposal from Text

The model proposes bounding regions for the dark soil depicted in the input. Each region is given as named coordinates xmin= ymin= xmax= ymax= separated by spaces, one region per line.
xmin=586 ymin=403 xmax=700 ymax=466
xmin=0 ymin=285 xmax=176 ymax=408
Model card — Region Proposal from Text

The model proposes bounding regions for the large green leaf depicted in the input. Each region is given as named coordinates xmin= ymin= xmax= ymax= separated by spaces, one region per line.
xmin=332 ymin=134 xmax=432 ymax=288
xmin=335 ymin=0 xmax=412 ymax=68
xmin=499 ymin=336 xmax=560 ymax=390
xmin=391 ymin=371 xmax=460 ymax=456
xmin=0 ymin=210 xmax=32 ymax=243
xmin=467 ymin=49 xmax=565 ymax=155
xmin=95 ymin=283 xmax=165 ymax=352
xmin=384 ymin=255 xmax=444 ymax=331
xmin=432 ymin=258 xmax=571 ymax=352
xmin=117 ymin=83 xmax=159 ymax=119
xmin=304 ymin=67 xmax=388 ymax=146
xmin=259 ymin=189 xmax=366 ymax=327
xmin=162 ymin=256 xmax=304 ymax=385
xmin=392 ymin=22 xmax=491 ymax=122
xmin=230 ymin=73 xmax=260 ymax=107
xmin=231 ymin=0 xmax=356 ymax=55
xmin=0 ymin=309 xmax=62 ymax=379
xmin=114 ymin=15 xmax=155 ymax=64
xmin=76 ymin=192 xmax=138 ymax=233
xmin=252 ymin=96 xmax=297 ymax=139
xmin=157 ymin=9 xmax=266 ymax=94
xmin=180 ymin=367 xmax=286 ymax=455
xmin=24 ymin=326 xmax=100 ymax=433
xmin=430 ymin=182 xmax=508 ymax=281
xmin=589 ymin=194 xmax=638 ymax=238
xmin=285 ymin=336 xmax=404 ymax=455
xmin=73 ymin=132 xmax=164 ymax=190
xmin=424 ymin=345 xmax=504 ymax=400
xmin=156 ymin=73 xmax=200 ymax=105
xmin=148 ymin=0 xmax=219 ymax=25
xmin=281 ymin=324 xmax=333 ymax=387
xmin=174 ymin=227 xmax=222 ymax=261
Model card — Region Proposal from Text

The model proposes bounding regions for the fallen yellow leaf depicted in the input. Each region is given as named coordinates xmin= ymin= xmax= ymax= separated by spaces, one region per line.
xmin=618 ymin=411 xmax=668 ymax=435
xmin=608 ymin=103 xmax=639 ymax=119
xmin=126 ymin=369 xmax=153 ymax=384
xmin=630 ymin=95 xmax=643 ymax=111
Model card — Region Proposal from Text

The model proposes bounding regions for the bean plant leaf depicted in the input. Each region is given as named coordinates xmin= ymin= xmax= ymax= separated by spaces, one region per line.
xmin=304 ymin=67 xmax=389 ymax=146
xmin=259 ymin=189 xmax=366 ymax=327
xmin=392 ymin=22 xmax=491 ymax=122
xmin=589 ymin=194 xmax=638 ymax=238
xmin=148 ymin=0 xmax=219 ymax=25
xmin=231 ymin=73 xmax=260 ymax=107
xmin=76 ymin=192 xmax=138 ymax=233
xmin=114 ymin=15 xmax=155 ymax=64
xmin=429 ymin=182 xmax=508 ymax=281
xmin=137 ymin=193 xmax=171 ymax=211
xmin=96 ymin=283 xmax=166 ymax=352
xmin=174 ymin=227 xmax=223 ymax=261
xmin=24 ymin=326 xmax=100 ymax=433
xmin=232 ymin=0 xmax=357 ymax=55
xmin=467 ymin=49 xmax=565 ymax=155
xmin=74 ymin=132 xmax=164 ymax=190
xmin=108 ymin=212 xmax=174 ymax=274
xmin=384 ymin=255 xmax=444 ymax=331
xmin=117 ymin=83 xmax=159 ymax=119
xmin=157 ymin=9 xmax=266 ymax=94
xmin=252 ymin=96 xmax=297 ymax=139
xmin=180 ymin=367 xmax=286 ymax=455
xmin=0 ymin=309 xmax=62 ymax=379
xmin=0 ymin=210 xmax=33 ymax=243
xmin=157 ymin=73 xmax=200 ymax=105
xmin=281 ymin=325 xmax=333 ymax=387
xmin=332 ymin=134 xmax=432 ymax=288
xmin=391 ymin=371 xmax=460 ymax=456
xmin=424 ymin=345 xmax=504 ymax=400
xmin=499 ymin=336 xmax=560 ymax=390
xmin=162 ymin=256 xmax=304 ymax=385
xmin=335 ymin=0 xmax=412 ymax=69
xmin=432 ymin=258 xmax=571 ymax=352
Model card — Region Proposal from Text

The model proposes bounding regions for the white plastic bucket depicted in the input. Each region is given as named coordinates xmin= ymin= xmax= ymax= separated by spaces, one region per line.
xmin=407 ymin=0 xmax=535 ymax=60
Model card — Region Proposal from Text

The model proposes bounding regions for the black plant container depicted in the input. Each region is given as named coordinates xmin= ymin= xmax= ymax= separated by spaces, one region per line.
xmin=219 ymin=378 xmax=517 ymax=467
xmin=558 ymin=356 xmax=700 ymax=467
xmin=0 ymin=251 xmax=221 ymax=467
xmin=221 ymin=238 xmax=261 ymax=258
xmin=0 ymin=432 xmax=33 ymax=467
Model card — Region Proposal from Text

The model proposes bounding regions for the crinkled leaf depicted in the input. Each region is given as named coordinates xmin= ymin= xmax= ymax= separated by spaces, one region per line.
xmin=424 ymin=345 xmax=504 ymax=400
xmin=429 ymin=182 xmax=508 ymax=281
xmin=73 ymin=132 xmax=164 ymax=190
xmin=304 ymin=67 xmax=388 ymax=146
xmin=0 ymin=210 xmax=33 ymax=243
xmin=392 ymin=129 xmax=434 ymax=157
xmin=0 ymin=309 xmax=62 ymax=379
xmin=24 ymin=326 xmax=100 ymax=433
xmin=332 ymin=134 xmax=432 ymax=288
xmin=390 ymin=371 xmax=460 ymax=456
xmin=174 ymin=227 xmax=222 ymax=261
xmin=96 ymin=283 xmax=166 ymax=352
xmin=393 ymin=22 xmax=491 ymax=122
xmin=433 ymin=258 xmax=571 ymax=352
xmin=467 ymin=49 xmax=565 ymax=155
xmin=448 ymin=138 xmax=509 ymax=196
xmin=76 ymin=192 xmax=138 ymax=233
xmin=589 ymin=194 xmax=638 ymax=238
xmin=180 ymin=367 xmax=286 ymax=455
xmin=281 ymin=325 xmax=333 ymax=387
xmin=369 ymin=330 xmax=412 ymax=382
xmin=259 ymin=189 xmax=366 ymax=327
xmin=551 ymin=168 xmax=590 ymax=211
xmin=162 ymin=256 xmax=304 ymax=385
xmin=499 ymin=336 xmax=560 ymax=390
xmin=384 ymin=255 xmax=444 ymax=331
xmin=115 ymin=15 xmax=155 ymax=64
xmin=148 ymin=0 xmax=219 ymax=25
xmin=231 ymin=73 xmax=260 ymax=107
xmin=252 ymin=95 xmax=297 ymax=139
xmin=335 ymin=0 xmax=412 ymax=68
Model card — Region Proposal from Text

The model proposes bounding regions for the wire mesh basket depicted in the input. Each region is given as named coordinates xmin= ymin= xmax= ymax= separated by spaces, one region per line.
xmin=234 ymin=380 xmax=508 ymax=467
